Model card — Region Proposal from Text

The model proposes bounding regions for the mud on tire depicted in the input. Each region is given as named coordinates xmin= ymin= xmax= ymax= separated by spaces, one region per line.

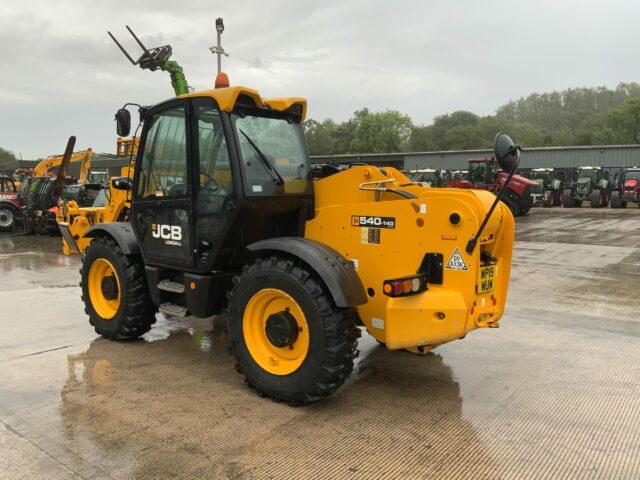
xmin=81 ymin=235 xmax=157 ymax=340
xmin=226 ymin=255 xmax=360 ymax=406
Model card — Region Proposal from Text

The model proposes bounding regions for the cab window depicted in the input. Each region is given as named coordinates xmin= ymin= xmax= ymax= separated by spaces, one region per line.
xmin=136 ymin=106 xmax=188 ymax=199
xmin=232 ymin=113 xmax=312 ymax=196
xmin=1 ymin=178 xmax=16 ymax=193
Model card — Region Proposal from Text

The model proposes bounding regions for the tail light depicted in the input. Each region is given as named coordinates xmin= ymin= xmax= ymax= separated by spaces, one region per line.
xmin=383 ymin=274 xmax=427 ymax=297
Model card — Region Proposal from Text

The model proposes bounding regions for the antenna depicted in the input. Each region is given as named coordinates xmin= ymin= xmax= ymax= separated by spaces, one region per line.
xmin=210 ymin=17 xmax=229 ymax=73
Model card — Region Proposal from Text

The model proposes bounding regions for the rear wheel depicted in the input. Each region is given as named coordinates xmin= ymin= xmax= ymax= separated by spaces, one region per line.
xmin=590 ymin=189 xmax=602 ymax=208
xmin=542 ymin=190 xmax=554 ymax=207
xmin=226 ymin=256 xmax=359 ymax=405
xmin=0 ymin=204 xmax=18 ymax=232
xmin=610 ymin=191 xmax=621 ymax=208
xmin=81 ymin=235 xmax=157 ymax=340
xmin=562 ymin=189 xmax=573 ymax=208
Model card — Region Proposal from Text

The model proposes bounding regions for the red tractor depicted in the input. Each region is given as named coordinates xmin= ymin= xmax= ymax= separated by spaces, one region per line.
xmin=447 ymin=156 xmax=541 ymax=216
xmin=610 ymin=167 xmax=640 ymax=208
xmin=0 ymin=176 xmax=24 ymax=232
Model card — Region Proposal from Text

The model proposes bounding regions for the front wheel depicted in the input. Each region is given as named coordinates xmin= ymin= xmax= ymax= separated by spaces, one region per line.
xmin=81 ymin=235 xmax=157 ymax=340
xmin=562 ymin=189 xmax=574 ymax=208
xmin=226 ymin=256 xmax=359 ymax=405
xmin=0 ymin=204 xmax=19 ymax=232
xmin=542 ymin=190 xmax=554 ymax=208
xmin=590 ymin=189 xmax=603 ymax=208
xmin=610 ymin=191 xmax=621 ymax=209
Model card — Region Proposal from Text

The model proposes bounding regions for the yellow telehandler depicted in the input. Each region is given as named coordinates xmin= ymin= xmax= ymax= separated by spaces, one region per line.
xmin=77 ymin=82 xmax=519 ymax=405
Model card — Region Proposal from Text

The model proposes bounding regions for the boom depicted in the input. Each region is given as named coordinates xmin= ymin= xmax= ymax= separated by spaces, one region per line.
xmin=33 ymin=148 xmax=93 ymax=182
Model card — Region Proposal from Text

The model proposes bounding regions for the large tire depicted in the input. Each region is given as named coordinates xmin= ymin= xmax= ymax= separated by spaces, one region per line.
xmin=0 ymin=204 xmax=19 ymax=232
xmin=542 ymin=190 xmax=554 ymax=208
xmin=81 ymin=235 xmax=157 ymax=340
xmin=226 ymin=255 xmax=359 ymax=406
xmin=562 ymin=189 xmax=574 ymax=208
xmin=590 ymin=189 xmax=602 ymax=208
xmin=610 ymin=191 xmax=621 ymax=209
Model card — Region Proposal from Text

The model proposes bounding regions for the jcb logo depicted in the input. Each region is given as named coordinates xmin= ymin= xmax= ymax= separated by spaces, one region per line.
xmin=151 ymin=224 xmax=182 ymax=241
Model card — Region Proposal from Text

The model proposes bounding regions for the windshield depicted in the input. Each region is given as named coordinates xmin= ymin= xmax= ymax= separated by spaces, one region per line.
xmin=578 ymin=169 xmax=598 ymax=181
xmin=232 ymin=113 xmax=312 ymax=196
xmin=413 ymin=172 xmax=436 ymax=183
xmin=625 ymin=171 xmax=640 ymax=181
xmin=532 ymin=172 xmax=550 ymax=183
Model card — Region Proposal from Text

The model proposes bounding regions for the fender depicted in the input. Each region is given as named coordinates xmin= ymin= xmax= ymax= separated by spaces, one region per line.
xmin=84 ymin=222 xmax=140 ymax=255
xmin=247 ymin=237 xmax=367 ymax=308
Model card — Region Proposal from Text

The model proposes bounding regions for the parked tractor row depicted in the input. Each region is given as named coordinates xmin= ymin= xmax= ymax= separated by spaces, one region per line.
xmin=405 ymin=163 xmax=640 ymax=210
xmin=521 ymin=166 xmax=640 ymax=209
xmin=406 ymin=156 xmax=541 ymax=216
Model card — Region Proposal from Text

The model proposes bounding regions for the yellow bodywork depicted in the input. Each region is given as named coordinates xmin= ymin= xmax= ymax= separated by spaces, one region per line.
xmin=304 ymin=166 xmax=515 ymax=351
xmin=34 ymin=149 xmax=94 ymax=182
xmin=57 ymin=169 xmax=132 ymax=255
xmin=181 ymin=86 xmax=307 ymax=120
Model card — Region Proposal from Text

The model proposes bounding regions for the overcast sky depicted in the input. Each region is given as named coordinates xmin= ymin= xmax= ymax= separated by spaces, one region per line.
xmin=1 ymin=0 xmax=639 ymax=158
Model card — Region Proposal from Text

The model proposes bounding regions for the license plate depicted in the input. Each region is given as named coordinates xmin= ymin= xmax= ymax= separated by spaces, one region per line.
xmin=477 ymin=265 xmax=496 ymax=294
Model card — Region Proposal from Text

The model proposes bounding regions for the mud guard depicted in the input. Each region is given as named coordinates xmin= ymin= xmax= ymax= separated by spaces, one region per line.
xmin=247 ymin=237 xmax=367 ymax=308
xmin=84 ymin=222 xmax=139 ymax=255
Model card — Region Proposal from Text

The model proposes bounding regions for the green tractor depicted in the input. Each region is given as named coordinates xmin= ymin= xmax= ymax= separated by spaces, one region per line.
xmin=529 ymin=168 xmax=568 ymax=208
xmin=562 ymin=166 xmax=610 ymax=208
xmin=406 ymin=168 xmax=448 ymax=187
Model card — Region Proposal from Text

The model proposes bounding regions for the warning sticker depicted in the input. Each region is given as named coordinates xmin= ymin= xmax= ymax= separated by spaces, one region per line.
xmin=445 ymin=248 xmax=468 ymax=271
xmin=360 ymin=227 xmax=381 ymax=244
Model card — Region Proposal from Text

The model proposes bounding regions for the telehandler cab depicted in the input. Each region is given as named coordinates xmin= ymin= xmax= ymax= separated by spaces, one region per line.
xmin=79 ymin=85 xmax=518 ymax=405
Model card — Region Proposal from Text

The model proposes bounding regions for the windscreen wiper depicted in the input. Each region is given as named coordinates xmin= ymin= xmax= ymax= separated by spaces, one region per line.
xmin=239 ymin=129 xmax=284 ymax=185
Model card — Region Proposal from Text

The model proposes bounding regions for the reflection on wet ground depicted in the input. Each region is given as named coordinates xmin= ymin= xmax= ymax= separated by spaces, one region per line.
xmin=1 ymin=209 xmax=640 ymax=479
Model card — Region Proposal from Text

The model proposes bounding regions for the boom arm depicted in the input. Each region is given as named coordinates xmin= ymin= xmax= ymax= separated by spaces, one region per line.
xmin=34 ymin=148 xmax=93 ymax=181
xmin=108 ymin=26 xmax=189 ymax=96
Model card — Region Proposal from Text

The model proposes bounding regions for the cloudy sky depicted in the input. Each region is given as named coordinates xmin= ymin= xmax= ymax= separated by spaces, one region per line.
xmin=1 ymin=0 xmax=638 ymax=158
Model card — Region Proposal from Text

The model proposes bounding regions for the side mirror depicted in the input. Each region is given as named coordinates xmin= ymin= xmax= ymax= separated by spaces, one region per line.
xmin=493 ymin=132 xmax=521 ymax=174
xmin=115 ymin=108 xmax=131 ymax=137
xmin=111 ymin=177 xmax=132 ymax=191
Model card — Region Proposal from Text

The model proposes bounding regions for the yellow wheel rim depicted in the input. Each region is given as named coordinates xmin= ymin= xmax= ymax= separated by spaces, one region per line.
xmin=242 ymin=288 xmax=309 ymax=376
xmin=88 ymin=258 xmax=121 ymax=320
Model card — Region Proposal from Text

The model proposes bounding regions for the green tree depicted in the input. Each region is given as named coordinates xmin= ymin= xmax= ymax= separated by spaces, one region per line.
xmin=0 ymin=147 xmax=16 ymax=164
xmin=348 ymin=109 xmax=412 ymax=153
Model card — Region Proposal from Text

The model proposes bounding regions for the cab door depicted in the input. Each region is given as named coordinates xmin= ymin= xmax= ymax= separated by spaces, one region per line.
xmin=132 ymin=101 xmax=195 ymax=267
xmin=191 ymin=99 xmax=239 ymax=269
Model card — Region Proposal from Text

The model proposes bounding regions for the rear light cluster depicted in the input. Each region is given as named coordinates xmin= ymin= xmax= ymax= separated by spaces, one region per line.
xmin=383 ymin=274 xmax=428 ymax=297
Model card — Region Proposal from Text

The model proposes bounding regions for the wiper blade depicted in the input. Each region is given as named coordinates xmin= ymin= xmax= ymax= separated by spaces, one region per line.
xmin=239 ymin=129 xmax=284 ymax=185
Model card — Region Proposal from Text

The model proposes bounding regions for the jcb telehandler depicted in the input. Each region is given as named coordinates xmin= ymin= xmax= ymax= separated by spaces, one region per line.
xmin=77 ymin=82 xmax=518 ymax=405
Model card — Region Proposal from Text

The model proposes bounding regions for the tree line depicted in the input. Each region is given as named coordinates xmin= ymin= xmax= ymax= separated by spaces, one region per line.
xmin=3 ymin=82 xmax=640 ymax=163
xmin=303 ymin=82 xmax=640 ymax=155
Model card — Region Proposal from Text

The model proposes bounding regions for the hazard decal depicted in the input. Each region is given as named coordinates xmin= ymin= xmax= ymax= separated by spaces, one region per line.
xmin=445 ymin=248 xmax=468 ymax=271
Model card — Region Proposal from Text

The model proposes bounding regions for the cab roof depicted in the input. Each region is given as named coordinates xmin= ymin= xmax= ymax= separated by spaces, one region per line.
xmin=180 ymin=86 xmax=307 ymax=120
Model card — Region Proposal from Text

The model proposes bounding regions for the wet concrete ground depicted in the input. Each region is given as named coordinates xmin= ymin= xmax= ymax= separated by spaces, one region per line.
xmin=1 ymin=208 xmax=639 ymax=479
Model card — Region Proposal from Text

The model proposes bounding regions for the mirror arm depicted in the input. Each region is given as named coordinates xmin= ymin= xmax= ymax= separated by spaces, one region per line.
xmin=465 ymin=147 xmax=520 ymax=255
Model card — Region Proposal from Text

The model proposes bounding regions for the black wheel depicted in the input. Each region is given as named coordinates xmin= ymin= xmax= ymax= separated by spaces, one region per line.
xmin=542 ymin=190 xmax=553 ymax=208
xmin=226 ymin=255 xmax=359 ymax=406
xmin=81 ymin=235 xmax=157 ymax=340
xmin=0 ymin=204 xmax=19 ymax=232
xmin=610 ymin=191 xmax=621 ymax=209
xmin=562 ymin=189 xmax=573 ymax=208
xmin=590 ymin=189 xmax=602 ymax=208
